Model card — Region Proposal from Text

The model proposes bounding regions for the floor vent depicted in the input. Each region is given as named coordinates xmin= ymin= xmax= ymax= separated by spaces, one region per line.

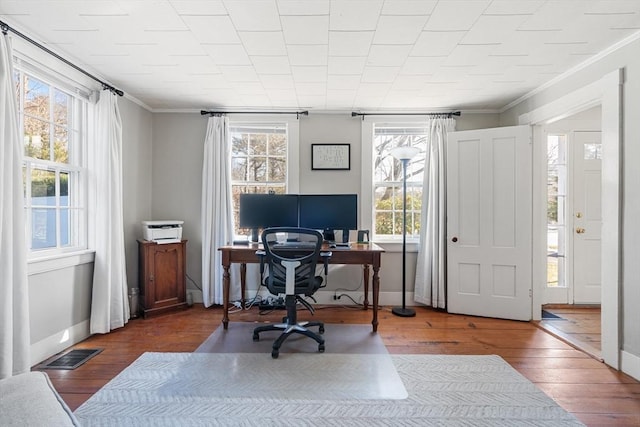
xmin=39 ymin=348 xmax=103 ymax=370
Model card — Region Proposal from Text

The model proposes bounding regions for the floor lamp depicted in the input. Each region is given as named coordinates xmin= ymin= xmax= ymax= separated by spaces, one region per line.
xmin=390 ymin=146 xmax=420 ymax=317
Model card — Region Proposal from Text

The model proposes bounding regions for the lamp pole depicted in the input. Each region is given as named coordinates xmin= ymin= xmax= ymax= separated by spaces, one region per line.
xmin=390 ymin=146 xmax=419 ymax=317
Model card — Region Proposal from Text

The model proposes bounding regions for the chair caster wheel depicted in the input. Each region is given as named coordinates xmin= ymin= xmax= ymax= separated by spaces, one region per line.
xmin=319 ymin=326 xmax=325 ymax=334
xmin=253 ymin=333 xmax=259 ymax=341
xmin=318 ymin=344 xmax=325 ymax=353
xmin=272 ymin=349 xmax=279 ymax=359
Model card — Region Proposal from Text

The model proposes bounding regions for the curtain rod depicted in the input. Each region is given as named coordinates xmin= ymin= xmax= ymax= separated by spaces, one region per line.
xmin=201 ymin=110 xmax=309 ymax=118
xmin=1 ymin=20 xmax=124 ymax=97
xmin=351 ymin=111 xmax=461 ymax=119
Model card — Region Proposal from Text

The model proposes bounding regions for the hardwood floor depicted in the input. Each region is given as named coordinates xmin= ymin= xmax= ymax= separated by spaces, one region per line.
xmin=537 ymin=305 xmax=602 ymax=360
xmin=34 ymin=304 xmax=640 ymax=426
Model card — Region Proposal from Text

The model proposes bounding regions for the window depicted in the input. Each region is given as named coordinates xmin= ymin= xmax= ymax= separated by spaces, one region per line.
xmin=547 ymin=134 xmax=567 ymax=288
xmin=14 ymin=68 xmax=88 ymax=256
xmin=230 ymin=122 xmax=289 ymax=236
xmin=372 ymin=124 xmax=427 ymax=240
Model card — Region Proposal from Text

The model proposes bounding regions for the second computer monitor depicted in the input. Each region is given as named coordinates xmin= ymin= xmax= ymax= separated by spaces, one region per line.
xmin=298 ymin=194 xmax=357 ymax=242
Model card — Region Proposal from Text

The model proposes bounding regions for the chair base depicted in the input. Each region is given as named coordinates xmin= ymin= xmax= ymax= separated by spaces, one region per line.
xmin=253 ymin=319 xmax=325 ymax=359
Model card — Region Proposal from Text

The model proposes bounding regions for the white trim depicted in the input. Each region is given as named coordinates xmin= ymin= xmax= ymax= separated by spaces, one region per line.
xmin=30 ymin=320 xmax=91 ymax=366
xmin=28 ymin=250 xmax=95 ymax=275
xmin=504 ymin=30 xmax=640 ymax=113
xmin=519 ymin=69 xmax=622 ymax=369
xmin=621 ymin=350 xmax=640 ymax=382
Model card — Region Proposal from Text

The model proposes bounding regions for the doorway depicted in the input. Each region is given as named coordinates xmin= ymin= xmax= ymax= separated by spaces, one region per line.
xmin=538 ymin=107 xmax=602 ymax=359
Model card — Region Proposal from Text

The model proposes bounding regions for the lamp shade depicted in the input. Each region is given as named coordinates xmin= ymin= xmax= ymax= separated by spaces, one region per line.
xmin=390 ymin=146 xmax=420 ymax=161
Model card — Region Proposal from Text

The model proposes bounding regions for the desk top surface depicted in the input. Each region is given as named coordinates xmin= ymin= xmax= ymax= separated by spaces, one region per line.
xmin=219 ymin=242 xmax=385 ymax=252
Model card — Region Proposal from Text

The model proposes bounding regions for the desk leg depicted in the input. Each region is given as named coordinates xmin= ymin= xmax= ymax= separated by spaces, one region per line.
xmin=362 ymin=264 xmax=370 ymax=310
xmin=222 ymin=264 xmax=230 ymax=330
xmin=240 ymin=263 xmax=246 ymax=308
xmin=372 ymin=265 xmax=380 ymax=332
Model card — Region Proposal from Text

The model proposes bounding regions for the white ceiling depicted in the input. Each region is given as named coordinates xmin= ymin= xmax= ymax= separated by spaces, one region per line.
xmin=1 ymin=0 xmax=639 ymax=112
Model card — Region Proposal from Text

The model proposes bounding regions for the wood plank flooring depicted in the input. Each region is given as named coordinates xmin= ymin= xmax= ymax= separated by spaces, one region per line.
xmin=537 ymin=305 xmax=602 ymax=360
xmin=34 ymin=305 xmax=640 ymax=427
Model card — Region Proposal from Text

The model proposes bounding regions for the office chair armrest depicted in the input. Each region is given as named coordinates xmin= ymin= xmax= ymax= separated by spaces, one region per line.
xmin=255 ymin=250 xmax=266 ymax=276
xmin=320 ymin=251 xmax=332 ymax=276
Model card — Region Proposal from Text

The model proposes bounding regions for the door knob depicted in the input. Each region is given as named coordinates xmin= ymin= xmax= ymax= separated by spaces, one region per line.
xmin=576 ymin=227 xmax=585 ymax=234
xmin=451 ymin=237 xmax=458 ymax=242
xmin=576 ymin=212 xmax=583 ymax=218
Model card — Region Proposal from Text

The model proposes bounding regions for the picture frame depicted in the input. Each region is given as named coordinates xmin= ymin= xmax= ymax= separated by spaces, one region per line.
xmin=311 ymin=144 xmax=350 ymax=170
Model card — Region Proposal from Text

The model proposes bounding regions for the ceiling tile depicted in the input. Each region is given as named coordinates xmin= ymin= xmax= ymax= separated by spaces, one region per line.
xmin=424 ymin=1 xmax=490 ymax=31
xmin=277 ymin=0 xmax=329 ymax=15
xmin=239 ymin=31 xmax=287 ymax=55
xmin=328 ymin=31 xmax=374 ymax=56
xmin=251 ymin=56 xmax=291 ymax=74
xmin=182 ymin=15 xmax=241 ymax=44
xmin=281 ymin=15 xmax=329 ymax=44
xmin=327 ymin=74 xmax=361 ymax=90
xmin=202 ymin=44 xmax=250 ymax=65
xmin=260 ymin=74 xmax=295 ymax=89
xmin=219 ymin=65 xmax=260 ymax=82
xmin=291 ymin=66 xmax=327 ymax=82
xmin=287 ymin=45 xmax=328 ymax=65
xmin=169 ymin=0 xmax=227 ymax=15
xmin=329 ymin=0 xmax=383 ymax=30
xmin=361 ymin=66 xmax=399 ymax=83
xmin=225 ymin=0 xmax=281 ymax=31
xmin=411 ymin=31 xmax=466 ymax=57
xmin=328 ymin=56 xmax=366 ymax=75
xmin=381 ymin=0 xmax=437 ymax=16
xmin=367 ymin=45 xmax=412 ymax=66
xmin=372 ymin=15 xmax=428 ymax=45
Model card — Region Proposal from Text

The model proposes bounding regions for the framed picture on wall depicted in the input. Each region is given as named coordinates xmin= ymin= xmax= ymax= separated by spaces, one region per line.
xmin=311 ymin=144 xmax=350 ymax=170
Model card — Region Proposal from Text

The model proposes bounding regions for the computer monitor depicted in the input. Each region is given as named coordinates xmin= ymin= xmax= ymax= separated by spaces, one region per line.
xmin=298 ymin=194 xmax=357 ymax=242
xmin=238 ymin=193 xmax=299 ymax=241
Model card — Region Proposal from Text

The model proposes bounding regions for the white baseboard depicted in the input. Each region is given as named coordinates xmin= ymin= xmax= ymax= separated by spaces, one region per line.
xmin=621 ymin=350 xmax=640 ymax=381
xmin=31 ymin=320 xmax=91 ymax=366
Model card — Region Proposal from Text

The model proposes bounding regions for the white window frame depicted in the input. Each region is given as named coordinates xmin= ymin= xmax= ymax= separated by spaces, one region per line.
xmin=228 ymin=114 xmax=300 ymax=237
xmin=361 ymin=117 xmax=427 ymax=243
xmin=13 ymin=56 xmax=92 ymax=266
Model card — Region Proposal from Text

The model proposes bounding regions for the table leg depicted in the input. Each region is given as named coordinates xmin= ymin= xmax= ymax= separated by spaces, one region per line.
xmin=372 ymin=265 xmax=380 ymax=332
xmin=240 ymin=263 xmax=247 ymax=308
xmin=222 ymin=264 xmax=230 ymax=329
xmin=362 ymin=264 xmax=370 ymax=310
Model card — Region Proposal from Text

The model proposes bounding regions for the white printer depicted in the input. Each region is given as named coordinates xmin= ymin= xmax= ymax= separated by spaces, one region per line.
xmin=142 ymin=220 xmax=183 ymax=244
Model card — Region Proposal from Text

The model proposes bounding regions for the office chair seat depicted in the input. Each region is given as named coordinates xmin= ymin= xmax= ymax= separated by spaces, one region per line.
xmin=253 ymin=227 xmax=330 ymax=358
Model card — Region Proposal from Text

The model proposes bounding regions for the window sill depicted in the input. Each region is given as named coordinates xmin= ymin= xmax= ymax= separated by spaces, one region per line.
xmin=373 ymin=240 xmax=419 ymax=253
xmin=28 ymin=250 xmax=95 ymax=276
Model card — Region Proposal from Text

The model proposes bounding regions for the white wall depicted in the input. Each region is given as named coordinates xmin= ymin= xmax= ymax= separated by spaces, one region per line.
xmin=500 ymin=37 xmax=640 ymax=368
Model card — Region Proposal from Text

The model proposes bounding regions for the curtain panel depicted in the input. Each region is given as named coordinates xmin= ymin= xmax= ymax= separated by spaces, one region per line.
xmin=414 ymin=118 xmax=456 ymax=309
xmin=89 ymin=91 xmax=129 ymax=333
xmin=201 ymin=116 xmax=236 ymax=306
xmin=0 ymin=33 xmax=31 ymax=378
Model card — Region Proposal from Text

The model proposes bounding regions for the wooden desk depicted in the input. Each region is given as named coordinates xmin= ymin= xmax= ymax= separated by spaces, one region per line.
xmin=219 ymin=242 xmax=385 ymax=332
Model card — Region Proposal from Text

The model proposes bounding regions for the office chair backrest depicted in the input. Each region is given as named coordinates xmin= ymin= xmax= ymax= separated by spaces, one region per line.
xmin=261 ymin=227 xmax=323 ymax=296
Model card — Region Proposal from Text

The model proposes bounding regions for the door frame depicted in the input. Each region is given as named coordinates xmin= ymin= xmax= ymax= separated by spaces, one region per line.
xmin=518 ymin=69 xmax=622 ymax=368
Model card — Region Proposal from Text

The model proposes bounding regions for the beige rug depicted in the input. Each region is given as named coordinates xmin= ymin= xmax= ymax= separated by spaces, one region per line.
xmin=74 ymin=352 xmax=585 ymax=426
xmin=195 ymin=322 xmax=387 ymax=354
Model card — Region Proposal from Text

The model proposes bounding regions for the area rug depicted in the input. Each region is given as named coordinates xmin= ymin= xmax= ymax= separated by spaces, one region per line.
xmin=196 ymin=322 xmax=387 ymax=354
xmin=74 ymin=353 xmax=585 ymax=426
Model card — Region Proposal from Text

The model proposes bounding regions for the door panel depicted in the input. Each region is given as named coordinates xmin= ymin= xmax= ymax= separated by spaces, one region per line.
xmin=447 ymin=125 xmax=532 ymax=321
xmin=572 ymin=131 xmax=602 ymax=304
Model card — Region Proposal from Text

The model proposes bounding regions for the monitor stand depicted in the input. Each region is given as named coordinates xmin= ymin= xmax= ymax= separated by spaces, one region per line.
xmin=250 ymin=228 xmax=260 ymax=243
xmin=322 ymin=228 xmax=335 ymax=243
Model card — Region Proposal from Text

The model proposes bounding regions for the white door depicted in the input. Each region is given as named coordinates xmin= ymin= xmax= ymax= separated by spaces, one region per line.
xmin=447 ymin=125 xmax=532 ymax=321
xmin=572 ymin=131 xmax=602 ymax=304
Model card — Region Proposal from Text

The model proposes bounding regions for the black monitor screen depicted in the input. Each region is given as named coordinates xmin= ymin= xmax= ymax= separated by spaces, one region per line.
xmin=298 ymin=194 xmax=357 ymax=233
xmin=238 ymin=194 xmax=299 ymax=229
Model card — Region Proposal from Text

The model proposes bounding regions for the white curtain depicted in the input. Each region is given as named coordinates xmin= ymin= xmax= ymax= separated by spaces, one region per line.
xmin=201 ymin=116 xmax=235 ymax=307
xmin=414 ymin=118 xmax=456 ymax=309
xmin=89 ymin=91 xmax=129 ymax=333
xmin=0 ymin=32 xmax=31 ymax=378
